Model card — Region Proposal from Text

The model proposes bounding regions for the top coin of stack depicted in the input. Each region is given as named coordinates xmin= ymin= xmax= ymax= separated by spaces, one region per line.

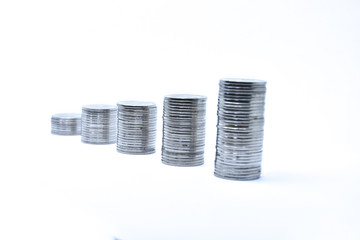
xmin=51 ymin=113 xmax=81 ymax=135
xmin=116 ymin=100 xmax=157 ymax=154
xmin=81 ymin=104 xmax=117 ymax=144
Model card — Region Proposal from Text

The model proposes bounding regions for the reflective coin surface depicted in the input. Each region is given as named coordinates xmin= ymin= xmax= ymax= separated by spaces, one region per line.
xmin=215 ymin=78 xmax=267 ymax=180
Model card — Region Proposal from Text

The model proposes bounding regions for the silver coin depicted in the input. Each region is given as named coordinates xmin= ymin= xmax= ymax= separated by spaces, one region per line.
xmin=214 ymin=169 xmax=262 ymax=181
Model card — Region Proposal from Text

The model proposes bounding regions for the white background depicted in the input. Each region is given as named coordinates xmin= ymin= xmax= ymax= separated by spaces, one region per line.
xmin=1 ymin=0 xmax=360 ymax=239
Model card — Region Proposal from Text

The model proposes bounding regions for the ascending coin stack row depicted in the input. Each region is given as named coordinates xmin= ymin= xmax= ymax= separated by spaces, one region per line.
xmin=51 ymin=78 xmax=267 ymax=181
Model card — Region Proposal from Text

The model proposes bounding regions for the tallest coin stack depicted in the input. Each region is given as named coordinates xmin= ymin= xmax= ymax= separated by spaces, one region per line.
xmin=215 ymin=78 xmax=267 ymax=180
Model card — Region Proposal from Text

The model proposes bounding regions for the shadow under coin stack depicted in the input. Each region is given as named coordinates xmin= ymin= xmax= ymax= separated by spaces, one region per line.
xmin=215 ymin=78 xmax=267 ymax=180
xmin=51 ymin=113 xmax=81 ymax=135
xmin=116 ymin=101 xmax=157 ymax=154
xmin=161 ymin=94 xmax=207 ymax=166
xmin=81 ymin=104 xmax=117 ymax=144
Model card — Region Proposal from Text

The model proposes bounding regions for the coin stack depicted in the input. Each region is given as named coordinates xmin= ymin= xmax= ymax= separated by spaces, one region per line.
xmin=51 ymin=113 xmax=81 ymax=135
xmin=81 ymin=104 xmax=117 ymax=144
xmin=161 ymin=94 xmax=207 ymax=166
xmin=116 ymin=101 xmax=157 ymax=154
xmin=215 ymin=78 xmax=267 ymax=180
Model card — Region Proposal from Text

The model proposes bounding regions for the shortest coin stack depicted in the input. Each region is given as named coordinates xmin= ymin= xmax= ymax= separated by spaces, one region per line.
xmin=117 ymin=101 xmax=157 ymax=154
xmin=81 ymin=104 xmax=117 ymax=144
xmin=51 ymin=113 xmax=81 ymax=135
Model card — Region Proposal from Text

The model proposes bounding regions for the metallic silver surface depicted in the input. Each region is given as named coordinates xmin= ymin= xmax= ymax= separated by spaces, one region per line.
xmin=81 ymin=104 xmax=117 ymax=144
xmin=215 ymin=78 xmax=267 ymax=180
xmin=51 ymin=113 xmax=81 ymax=135
xmin=116 ymin=101 xmax=157 ymax=155
xmin=161 ymin=94 xmax=207 ymax=167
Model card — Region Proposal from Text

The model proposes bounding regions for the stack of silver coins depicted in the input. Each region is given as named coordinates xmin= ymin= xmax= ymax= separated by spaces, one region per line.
xmin=81 ymin=104 xmax=117 ymax=144
xmin=116 ymin=101 xmax=157 ymax=154
xmin=51 ymin=113 xmax=81 ymax=135
xmin=161 ymin=94 xmax=207 ymax=166
xmin=215 ymin=78 xmax=267 ymax=180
